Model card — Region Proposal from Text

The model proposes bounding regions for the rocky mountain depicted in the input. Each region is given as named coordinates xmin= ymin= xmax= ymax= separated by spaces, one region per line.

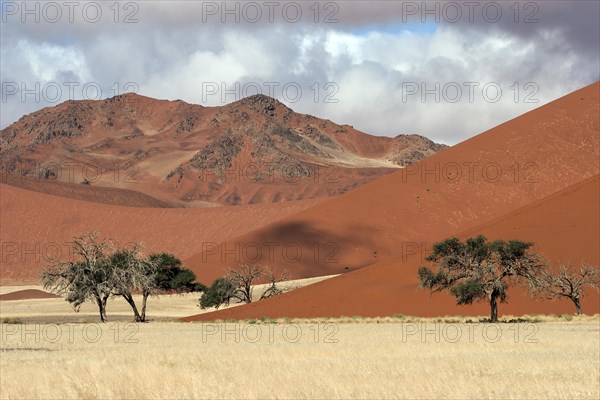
xmin=0 ymin=93 xmax=446 ymax=206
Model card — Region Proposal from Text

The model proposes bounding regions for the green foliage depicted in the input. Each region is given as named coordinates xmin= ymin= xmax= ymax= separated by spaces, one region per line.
xmin=449 ymin=279 xmax=486 ymax=305
xmin=417 ymin=235 xmax=545 ymax=322
xmin=170 ymin=268 xmax=197 ymax=290
xmin=200 ymin=277 xmax=236 ymax=309
xmin=149 ymin=253 xmax=182 ymax=290
xmin=193 ymin=282 xmax=208 ymax=292
xmin=418 ymin=267 xmax=446 ymax=289
xmin=42 ymin=235 xmax=205 ymax=323
xmin=148 ymin=253 xmax=203 ymax=292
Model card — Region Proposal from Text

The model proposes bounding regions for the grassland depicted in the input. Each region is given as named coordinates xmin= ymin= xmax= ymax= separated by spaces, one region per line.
xmin=1 ymin=284 xmax=599 ymax=399
xmin=0 ymin=320 xmax=598 ymax=399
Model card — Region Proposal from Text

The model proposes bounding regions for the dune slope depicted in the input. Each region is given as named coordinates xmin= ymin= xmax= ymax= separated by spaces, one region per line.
xmin=184 ymin=82 xmax=600 ymax=283
xmin=0 ymin=183 xmax=320 ymax=284
xmin=183 ymin=174 xmax=600 ymax=321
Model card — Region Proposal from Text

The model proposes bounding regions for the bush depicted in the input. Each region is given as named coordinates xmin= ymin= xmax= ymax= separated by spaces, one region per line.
xmin=200 ymin=277 xmax=235 ymax=309
xmin=193 ymin=282 xmax=208 ymax=292
xmin=170 ymin=268 xmax=196 ymax=290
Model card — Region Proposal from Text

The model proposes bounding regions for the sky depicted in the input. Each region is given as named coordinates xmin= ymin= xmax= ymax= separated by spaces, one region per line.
xmin=1 ymin=0 xmax=599 ymax=145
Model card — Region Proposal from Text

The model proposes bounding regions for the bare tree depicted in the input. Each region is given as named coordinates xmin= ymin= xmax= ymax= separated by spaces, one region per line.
xmin=109 ymin=244 xmax=159 ymax=322
xmin=533 ymin=262 xmax=600 ymax=315
xmin=259 ymin=266 xmax=288 ymax=301
xmin=42 ymin=232 xmax=114 ymax=322
xmin=226 ymin=264 xmax=287 ymax=304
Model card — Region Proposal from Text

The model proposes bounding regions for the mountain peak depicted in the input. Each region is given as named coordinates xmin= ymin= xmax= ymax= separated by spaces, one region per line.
xmin=227 ymin=94 xmax=289 ymax=115
xmin=103 ymin=92 xmax=146 ymax=103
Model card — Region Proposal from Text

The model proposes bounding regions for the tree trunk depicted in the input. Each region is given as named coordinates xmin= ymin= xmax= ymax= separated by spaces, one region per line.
xmin=489 ymin=294 xmax=499 ymax=323
xmin=572 ymin=297 xmax=582 ymax=315
xmin=122 ymin=293 xmax=142 ymax=322
xmin=140 ymin=291 xmax=149 ymax=322
xmin=102 ymin=295 xmax=109 ymax=322
xmin=244 ymin=282 xmax=252 ymax=303
xmin=96 ymin=296 xmax=108 ymax=323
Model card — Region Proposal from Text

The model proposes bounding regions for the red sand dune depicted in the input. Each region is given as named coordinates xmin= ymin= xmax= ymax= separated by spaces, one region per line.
xmin=184 ymin=82 xmax=600 ymax=284
xmin=182 ymin=174 xmax=600 ymax=321
xmin=1 ymin=174 xmax=177 ymax=208
xmin=0 ymin=183 xmax=321 ymax=284
xmin=0 ymin=289 xmax=58 ymax=301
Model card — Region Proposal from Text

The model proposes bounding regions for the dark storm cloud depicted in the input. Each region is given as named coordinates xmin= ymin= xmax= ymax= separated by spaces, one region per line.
xmin=1 ymin=1 xmax=598 ymax=144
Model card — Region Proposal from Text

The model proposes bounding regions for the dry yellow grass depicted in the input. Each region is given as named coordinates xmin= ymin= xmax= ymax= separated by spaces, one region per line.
xmin=1 ymin=321 xmax=599 ymax=399
xmin=1 ymin=284 xmax=599 ymax=399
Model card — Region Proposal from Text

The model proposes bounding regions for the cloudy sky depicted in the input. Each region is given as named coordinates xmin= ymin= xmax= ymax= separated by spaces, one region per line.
xmin=1 ymin=0 xmax=599 ymax=144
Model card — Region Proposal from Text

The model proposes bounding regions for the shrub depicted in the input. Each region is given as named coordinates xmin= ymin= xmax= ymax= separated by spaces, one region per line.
xmin=200 ymin=277 xmax=236 ymax=309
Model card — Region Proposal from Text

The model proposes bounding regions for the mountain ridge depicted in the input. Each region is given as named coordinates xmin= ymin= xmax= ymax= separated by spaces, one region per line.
xmin=0 ymin=93 xmax=447 ymax=206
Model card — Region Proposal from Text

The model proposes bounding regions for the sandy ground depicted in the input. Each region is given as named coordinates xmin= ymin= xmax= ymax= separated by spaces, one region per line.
xmin=0 ymin=321 xmax=598 ymax=399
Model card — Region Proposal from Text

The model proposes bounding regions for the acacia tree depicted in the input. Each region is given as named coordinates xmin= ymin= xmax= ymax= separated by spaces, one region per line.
xmin=42 ymin=233 xmax=203 ymax=323
xmin=533 ymin=262 xmax=600 ymax=315
xmin=199 ymin=277 xmax=236 ymax=309
xmin=418 ymin=235 xmax=546 ymax=322
xmin=200 ymin=265 xmax=286 ymax=309
xmin=113 ymin=250 xmax=203 ymax=322
xmin=144 ymin=252 xmax=202 ymax=320
xmin=109 ymin=244 xmax=159 ymax=322
xmin=227 ymin=264 xmax=287 ymax=304
xmin=149 ymin=253 xmax=200 ymax=292
xmin=42 ymin=232 xmax=114 ymax=322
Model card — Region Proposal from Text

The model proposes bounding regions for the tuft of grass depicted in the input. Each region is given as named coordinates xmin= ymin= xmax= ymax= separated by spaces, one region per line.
xmin=1 ymin=317 xmax=23 ymax=324
xmin=198 ymin=314 xmax=600 ymax=325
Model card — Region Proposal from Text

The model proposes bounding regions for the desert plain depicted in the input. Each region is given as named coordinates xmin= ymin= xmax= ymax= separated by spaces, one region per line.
xmin=1 ymin=79 xmax=599 ymax=399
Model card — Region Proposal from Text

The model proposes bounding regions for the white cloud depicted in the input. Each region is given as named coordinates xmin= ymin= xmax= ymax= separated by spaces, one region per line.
xmin=1 ymin=1 xmax=598 ymax=145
